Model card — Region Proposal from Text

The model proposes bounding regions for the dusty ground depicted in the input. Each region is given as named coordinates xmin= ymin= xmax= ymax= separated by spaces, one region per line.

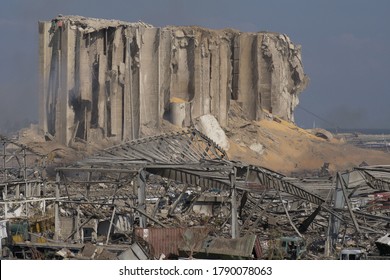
xmin=16 ymin=107 xmax=390 ymax=177
xmin=226 ymin=103 xmax=390 ymax=175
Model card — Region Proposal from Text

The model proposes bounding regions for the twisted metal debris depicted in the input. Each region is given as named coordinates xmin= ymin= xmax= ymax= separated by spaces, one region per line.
xmin=1 ymin=130 xmax=389 ymax=259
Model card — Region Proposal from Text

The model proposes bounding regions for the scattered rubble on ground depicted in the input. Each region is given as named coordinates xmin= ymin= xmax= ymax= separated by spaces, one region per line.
xmin=1 ymin=129 xmax=389 ymax=260
xmin=1 ymin=15 xmax=389 ymax=260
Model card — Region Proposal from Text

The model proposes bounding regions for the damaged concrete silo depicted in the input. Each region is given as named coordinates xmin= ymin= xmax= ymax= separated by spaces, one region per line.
xmin=39 ymin=15 xmax=308 ymax=145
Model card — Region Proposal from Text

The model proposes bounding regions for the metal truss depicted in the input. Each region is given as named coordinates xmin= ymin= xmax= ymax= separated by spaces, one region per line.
xmin=83 ymin=129 xmax=227 ymax=167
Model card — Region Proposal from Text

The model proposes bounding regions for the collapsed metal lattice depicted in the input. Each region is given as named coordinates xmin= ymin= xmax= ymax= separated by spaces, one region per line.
xmin=1 ymin=134 xmax=45 ymax=182
xmin=82 ymin=129 xmax=227 ymax=167
xmin=2 ymin=129 xmax=390 ymax=259
xmin=356 ymin=166 xmax=390 ymax=191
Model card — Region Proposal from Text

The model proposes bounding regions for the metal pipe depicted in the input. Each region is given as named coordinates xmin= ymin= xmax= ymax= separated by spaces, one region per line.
xmin=106 ymin=207 xmax=116 ymax=245
xmin=54 ymin=171 xmax=60 ymax=240
xmin=230 ymin=167 xmax=238 ymax=238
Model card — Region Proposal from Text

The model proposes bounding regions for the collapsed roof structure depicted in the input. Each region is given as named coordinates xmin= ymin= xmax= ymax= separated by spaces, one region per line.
xmin=1 ymin=15 xmax=388 ymax=260
xmin=1 ymin=130 xmax=389 ymax=259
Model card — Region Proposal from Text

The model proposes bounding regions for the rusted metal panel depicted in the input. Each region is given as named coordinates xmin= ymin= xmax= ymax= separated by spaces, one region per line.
xmin=134 ymin=227 xmax=187 ymax=258
xmin=135 ymin=227 xmax=261 ymax=259
xmin=366 ymin=192 xmax=390 ymax=211
xmin=254 ymin=235 xmax=263 ymax=259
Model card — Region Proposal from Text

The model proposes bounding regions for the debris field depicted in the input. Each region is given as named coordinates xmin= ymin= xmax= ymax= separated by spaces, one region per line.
xmin=0 ymin=15 xmax=389 ymax=260
xmin=1 ymin=130 xmax=389 ymax=260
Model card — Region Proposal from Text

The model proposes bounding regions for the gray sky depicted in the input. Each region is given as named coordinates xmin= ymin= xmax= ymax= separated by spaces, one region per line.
xmin=1 ymin=0 xmax=389 ymax=132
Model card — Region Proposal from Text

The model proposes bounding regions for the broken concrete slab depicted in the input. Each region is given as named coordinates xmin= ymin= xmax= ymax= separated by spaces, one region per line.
xmin=195 ymin=114 xmax=230 ymax=150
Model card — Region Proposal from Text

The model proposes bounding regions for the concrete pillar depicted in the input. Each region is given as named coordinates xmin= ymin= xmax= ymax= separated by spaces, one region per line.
xmin=129 ymin=28 xmax=141 ymax=139
xmin=218 ymin=41 xmax=231 ymax=127
xmin=270 ymin=40 xmax=283 ymax=117
xmin=98 ymin=51 xmax=107 ymax=134
xmin=159 ymin=30 xmax=172 ymax=124
xmin=56 ymin=23 xmax=76 ymax=145
xmin=110 ymin=27 xmax=124 ymax=139
xmin=209 ymin=42 xmax=220 ymax=123
xmin=237 ymin=34 xmax=257 ymax=120
xmin=232 ymin=35 xmax=240 ymax=100
xmin=38 ymin=21 xmax=52 ymax=134
xmin=139 ymin=27 xmax=160 ymax=128
xmin=258 ymin=34 xmax=272 ymax=116
xmin=201 ymin=40 xmax=211 ymax=115
xmin=78 ymin=30 xmax=92 ymax=141
xmin=123 ymin=29 xmax=132 ymax=140
xmin=170 ymin=31 xmax=194 ymax=107
xmin=192 ymin=31 xmax=203 ymax=120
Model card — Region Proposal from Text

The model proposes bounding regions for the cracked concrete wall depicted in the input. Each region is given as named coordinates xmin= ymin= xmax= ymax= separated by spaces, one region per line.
xmin=39 ymin=16 xmax=308 ymax=145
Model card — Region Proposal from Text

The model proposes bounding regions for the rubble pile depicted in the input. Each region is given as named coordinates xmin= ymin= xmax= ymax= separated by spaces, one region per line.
xmin=0 ymin=15 xmax=389 ymax=260
xmin=1 ymin=129 xmax=389 ymax=260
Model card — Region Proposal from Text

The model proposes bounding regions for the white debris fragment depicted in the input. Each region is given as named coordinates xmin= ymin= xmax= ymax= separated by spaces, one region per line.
xmin=249 ymin=143 xmax=264 ymax=155
xmin=195 ymin=114 xmax=230 ymax=150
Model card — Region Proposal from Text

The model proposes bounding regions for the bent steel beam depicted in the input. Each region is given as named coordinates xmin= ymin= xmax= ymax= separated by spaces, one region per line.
xmin=358 ymin=169 xmax=390 ymax=192
xmin=245 ymin=166 xmax=325 ymax=206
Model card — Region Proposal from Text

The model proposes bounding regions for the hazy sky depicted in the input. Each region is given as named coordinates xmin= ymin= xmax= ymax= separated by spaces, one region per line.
xmin=1 ymin=0 xmax=389 ymax=131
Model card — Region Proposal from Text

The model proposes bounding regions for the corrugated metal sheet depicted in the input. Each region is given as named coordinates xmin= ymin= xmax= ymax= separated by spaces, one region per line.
xmin=135 ymin=227 xmax=203 ymax=258
xmin=254 ymin=236 xmax=263 ymax=259
xmin=135 ymin=227 xmax=262 ymax=259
